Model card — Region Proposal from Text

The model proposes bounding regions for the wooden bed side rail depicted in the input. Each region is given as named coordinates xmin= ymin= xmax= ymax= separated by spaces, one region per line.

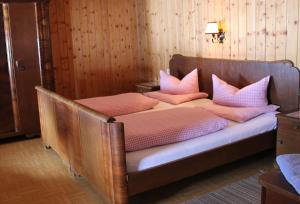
xmin=36 ymin=86 xmax=128 ymax=204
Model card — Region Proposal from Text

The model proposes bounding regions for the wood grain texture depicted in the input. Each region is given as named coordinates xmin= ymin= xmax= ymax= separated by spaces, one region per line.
xmin=36 ymin=0 xmax=55 ymax=91
xmin=36 ymin=86 xmax=127 ymax=204
xmin=266 ymin=0 xmax=276 ymax=61
xmin=49 ymin=0 xmax=142 ymax=99
xmin=5 ymin=3 xmax=42 ymax=134
xmin=49 ymin=0 xmax=300 ymax=97
xmin=134 ymin=0 xmax=300 ymax=80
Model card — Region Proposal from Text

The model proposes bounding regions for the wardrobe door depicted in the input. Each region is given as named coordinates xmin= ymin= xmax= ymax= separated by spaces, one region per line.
xmin=0 ymin=6 xmax=14 ymax=135
xmin=4 ymin=3 xmax=41 ymax=134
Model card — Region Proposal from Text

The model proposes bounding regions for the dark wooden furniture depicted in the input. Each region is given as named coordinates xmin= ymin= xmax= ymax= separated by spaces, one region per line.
xmin=259 ymin=170 xmax=300 ymax=204
xmin=36 ymin=55 xmax=300 ymax=204
xmin=0 ymin=6 xmax=14 ymax=135
xmin=0 ymin=1 xmax=54 ymax=138
xmin=135 ymin=81 xmax=160 ymax=93
xmin=276 ymin=111 xmax=300 ymax=155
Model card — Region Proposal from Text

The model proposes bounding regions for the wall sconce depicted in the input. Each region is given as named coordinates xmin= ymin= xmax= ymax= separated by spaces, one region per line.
xmin=205 ymin=22 xmax=225 ymax=44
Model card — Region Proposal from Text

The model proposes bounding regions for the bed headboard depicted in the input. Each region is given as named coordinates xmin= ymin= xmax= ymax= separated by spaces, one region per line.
xmin=169 ymin=54 xmax=300 ymax=113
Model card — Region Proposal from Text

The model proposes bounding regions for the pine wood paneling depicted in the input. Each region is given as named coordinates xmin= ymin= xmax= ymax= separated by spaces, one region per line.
xmin=230 ymin=0 xmax=239 ymax=59
xmin=50 ymin=0 xmax=300 ymax=97
xmin=275 ymin=0 xmax=287 ymax=60
xmin=135 ymin=0 xmax=300 ymax=81
xmin=246 ymin=0 xmax=256 ymax=60
xmin=255 ymin=0 xmax=266 ymax=61
xmin=238 ymin=0 xmax=247 ymax=60
xmin=50 ymin=0 xmax=142 ymax=99
xmin=50 ymin=0 xmax=75 ymax=98
xmin=266 ymin=0 xmax=276 ymax=61
xmin=207 ymin=0 xmax=215 ymax=57
xmin=286 ymin=0 xmax=299 ymax=64
xmin=223 ymin=0 xmax=231 ymax=59
xmin=202 ymin=0 xmax=209 ymax=57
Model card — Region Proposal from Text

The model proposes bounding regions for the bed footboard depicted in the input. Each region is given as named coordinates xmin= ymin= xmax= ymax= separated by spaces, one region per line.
xmin=36 ymin=87 xmax=128 ymax=204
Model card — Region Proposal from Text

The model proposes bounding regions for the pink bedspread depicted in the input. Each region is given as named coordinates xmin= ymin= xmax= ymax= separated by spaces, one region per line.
xmin=116 ymin=107 xmax=228 ymax=152
xmin=75 ymin=93 xmax=159 ymax=117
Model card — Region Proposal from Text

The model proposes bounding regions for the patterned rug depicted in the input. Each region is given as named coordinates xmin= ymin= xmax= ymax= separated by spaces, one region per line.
xmin=183 ymin=174 xmax=261 ymax=204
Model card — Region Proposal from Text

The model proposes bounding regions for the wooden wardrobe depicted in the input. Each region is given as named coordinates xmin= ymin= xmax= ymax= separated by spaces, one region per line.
xmin=0 ymin=1 xmax=54 ymax=139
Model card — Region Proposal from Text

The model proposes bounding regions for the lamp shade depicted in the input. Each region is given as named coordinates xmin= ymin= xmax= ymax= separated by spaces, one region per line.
xmin=205 ymin=22 xmax=219 ymax=34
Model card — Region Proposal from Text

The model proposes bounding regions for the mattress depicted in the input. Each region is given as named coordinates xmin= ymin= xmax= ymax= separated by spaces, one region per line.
xmin=126 ymin=99 xmax=278 ymax=172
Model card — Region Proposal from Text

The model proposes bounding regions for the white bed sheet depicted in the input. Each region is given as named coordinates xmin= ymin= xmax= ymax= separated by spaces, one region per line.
xmin=126 ymin=99 xmax=278 ymax=172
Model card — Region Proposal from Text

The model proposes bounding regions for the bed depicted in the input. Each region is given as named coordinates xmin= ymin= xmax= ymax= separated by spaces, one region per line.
xmin=125 ymin=98 xmax=278 ymax=172
xmin=36 ymin=55 xmax=300 ymax=204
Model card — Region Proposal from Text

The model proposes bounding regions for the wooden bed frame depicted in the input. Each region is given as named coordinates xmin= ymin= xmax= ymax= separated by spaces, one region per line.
xmin=36 ymin=55 xmax=300 ymax=204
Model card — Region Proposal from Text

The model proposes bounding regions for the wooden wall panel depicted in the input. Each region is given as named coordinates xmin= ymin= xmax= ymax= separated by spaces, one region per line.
xmin=265 ymin=0 xmax=276 ymax=61
xmin=223 ymin=0 xmax=231 ymax=59
xmin=230 ymin=0 xmax=239 ymax=59
xmin=50 ymin=0 xmax=75 ymax=98
xmin=50 ymin=0 xmax=300 ymax=98
xmin=286 ymin=0 xmax=299 ymax=64
xmin=136 ymin=0 xmax=300 ymax=81
xmin=201 ymin=0 xmax=209 ymax=57
xmin=255 ymin=0 xmax=266 ymax=60
xmin=50 ymin=0 xmax=142 ymax=99
xmin=246 ymin=0 xmax=256 ymax=60
xmin=238 ymin=0 xmax=247 ymax=60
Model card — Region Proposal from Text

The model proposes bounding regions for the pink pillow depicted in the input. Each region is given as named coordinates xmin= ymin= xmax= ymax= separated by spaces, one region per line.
xmin=212 ymin=74 xmax=270 ymax=107
xmin=75 ymin=93 xmax=159 ymax=117
xmin=201 ymin=103 xmax=279 ymax=122
xmin=160 ymin=69 xmax=199 ymax=94
xmin=144 ymin=91 xmax=208 ymax=105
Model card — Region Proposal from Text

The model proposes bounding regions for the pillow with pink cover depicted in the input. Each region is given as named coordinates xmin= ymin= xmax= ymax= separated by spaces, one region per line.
xmin=144 ymin=91 xmax=208 ymax=105
xmin=201 ymin=103 xmax=279 ymax=122
xmin=160 ymin=69 xmax=199 ymax=94
xmin=212 ymin=74 xmax=270 ymax=107
xmin=75 ymin=93 xmax=159 ymax=117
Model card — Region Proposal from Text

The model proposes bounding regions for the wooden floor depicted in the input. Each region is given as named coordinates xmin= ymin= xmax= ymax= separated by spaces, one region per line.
xmin=0 ymin=137 xmax=275 ymax=204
